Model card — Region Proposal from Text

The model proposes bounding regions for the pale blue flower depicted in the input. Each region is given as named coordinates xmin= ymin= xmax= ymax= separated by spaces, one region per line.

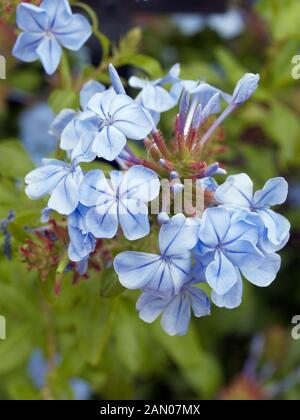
xmin=19 ymin=102 xmax=56 ymax=164
xmin=77 ymin=89 xmax=153 ymax=161
xmin=13 ymin=0 xmax=92 ymax=75
xmin=68 ymin=204 xmax=96 ymax=262
xmin=114 ymin=214 xmax=199 ymax=297
xmin=129 ymin=64 xmax=180 ymax=113
xmin=25 ymin=159 xmax=83 ymax=215
xmin=136 ymin=280 xmax=210 ymax=336
xmin=215 ymin=174 xmax=290 ymax=253
xmin=197 ymin=207 xmax=270 ymax=295
xmin=79 ymin=165 xmax=160 ymax=240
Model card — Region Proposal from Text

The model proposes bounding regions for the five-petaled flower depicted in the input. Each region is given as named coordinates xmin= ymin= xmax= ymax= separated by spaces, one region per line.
xmin=114 ymin=213 xmax=199 ymax=296
xmin=79 ymin=166 xmax=160 ymax=240
xmin=13 ymin=0 xmax=92 ymax=75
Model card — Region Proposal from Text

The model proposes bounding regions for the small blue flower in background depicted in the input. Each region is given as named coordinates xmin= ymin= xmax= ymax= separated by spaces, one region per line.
xmin=68 ymin=204 xmax=96 ymax=263
xmin=19 ymin=102 xmax=56 ymax=164
xmin=114 ymin=213 xmax=199 ymax=297
xmin=129 ymin=64 xmax=180 ymax=114
xmin=137 ymin=280 xmax=210 ymax=336
xmin=13 ymin=0 xmax=92 ymax=75
xmin=25 ymin=159 xmax=83 ymax=215
xmin=28 ymin=349 xmax=91 ymax=400
xmin=215 ymin=174 xmax=290 ymax=253
xmin=80 ymin=165 xmax=160 ymax=240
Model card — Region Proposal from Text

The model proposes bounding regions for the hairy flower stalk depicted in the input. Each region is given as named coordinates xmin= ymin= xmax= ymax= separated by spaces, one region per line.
xmin=12 ymin=2 xmax=289 ymax=336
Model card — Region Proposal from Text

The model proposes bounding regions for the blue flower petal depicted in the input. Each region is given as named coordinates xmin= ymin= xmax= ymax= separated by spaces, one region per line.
xmin=92 ymin=125 xmax=126 ymax=161
xmin=109 ymin=64 xmax=126 ymax=95
xmin=159 ymin=213 xmax=199 ymax=256
xmin=129 ymin=76 xmax=148 ymax=89
xmin=141 ymin=84 xmax=177 ymax=113
xmin=257 ymin=209 xmax=290 ymax=252
xmin=36 ymin=35 xmax=62 ymax=75
xmin=119 ymin=165 xmax=160 ymax=202
xmin=224 ymin=239 xmax=264 ymax=271
xmin=71 ymin=133 xmax=97 ymax=164
xmin=47 ymin=170 xmax=81 ymax=215
xmin=198 ymin=207 xmax=231 ymax=247
xmin=241 ymin=253 xmax=281 ymax=287
xmin=161 ymin=294 xmax=191 ymax=336
xmin=54 ymin=14 xmax=92 ymax=51
xmin=186 ymin=286 xmax=211 ymax=317
xmin=50 ymin=109 xmax=77 ymax=139
xmin=206 ymin=251 xmax=239 ymax=295
xmin=13 ymin=32 xmax=43 ymax=62
xmin=112 ymin=96 xmax=153 ymax=140
xmin=40 ymin=0 xmax=72 ymax=28
xmin=215 ymin=173 xmax=253 ymax=208
xmin=212 ymin=274 xmax=243 ymax=309
xmin=16 ymin=3 xmax=48 ymax=32
xmin=144 ymin=254 xmax=192 ymax=296
xmin=87 ymin=89 xmax=116 ymax=118
xmin=136 ymin=292 xmax=169 ymax=323
xmin=68 ymin=225 xmax=95 ymax=262
xmin=85 ymin=202 xmax=118 ymax=238
xmin=253 ymin=177 xmax=288 ymax=208
xmin=118 ymin=199 xmax=150 ymax=240
xmin=114 ymin=252 xmax=163 ymax=289
xmin=79 ymin=170 xmax=114 ymax=207
xmin=25 ymin=163 xmax=68 ymax=199
xmin=80 ymin=81 xmax=106 ymax=111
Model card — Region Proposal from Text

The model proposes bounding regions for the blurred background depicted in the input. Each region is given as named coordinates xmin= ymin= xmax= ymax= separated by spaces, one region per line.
xmin=0 ymin=0 xmax=300 ymax=400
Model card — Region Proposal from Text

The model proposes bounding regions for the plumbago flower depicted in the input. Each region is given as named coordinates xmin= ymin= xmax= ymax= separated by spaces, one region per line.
xmin=214 ymin=174 xmax=290 ymax=253
xmin=79 ymin=165 xmax=160 ymax=240
xmin=12 ymin=0 xmax=92 ymax=75
xmin=59 ymin=66 xmax=153 ymax=162
xmin=23 ymin=60 xmax=290 ymax=336
xmin=114 ymin=213 xmax=199 ymax=296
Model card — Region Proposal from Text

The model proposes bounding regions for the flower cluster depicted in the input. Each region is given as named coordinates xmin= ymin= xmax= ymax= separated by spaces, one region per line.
xmin=16 ymin=2 xmax=290 ymax=336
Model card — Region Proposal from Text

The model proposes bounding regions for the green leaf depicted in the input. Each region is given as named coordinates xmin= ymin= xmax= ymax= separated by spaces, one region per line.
xmin=10 ymin=70 xmax=42 ymax=92
xmin=215 ymin=47 xmax=246 ymax=86
xmin=272 ymin=1 xmax=300 ymax=40
xmin=153 ymin=323 xmax=222 ymax=398
xmin=49 ymin=90 xmax=79 ymax=114
xmin=115 ymin=55 xmax=163 ymax=79
xmin=119 ymin=28 xmax=142 ymax=56
xmin=0 ymin=325 xmax=32 ymax=375
xmin=262 ymin=99 xmax=300 ymax=167
xmin=77 ymin=298 xmax=117 ymax=365
xmin=0 ymin=140 xmax=34 ymax=178
xmin=100 ymin=268 xmax=125 ymax=298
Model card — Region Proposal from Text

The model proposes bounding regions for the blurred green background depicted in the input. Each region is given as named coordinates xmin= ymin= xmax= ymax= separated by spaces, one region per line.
xmin=0 ymin=0 xmax=300 ymax=400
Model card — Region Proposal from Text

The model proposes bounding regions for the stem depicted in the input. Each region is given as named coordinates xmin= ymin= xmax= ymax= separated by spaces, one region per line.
xmin=199 ymin=103 xmax=236 ymax=147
